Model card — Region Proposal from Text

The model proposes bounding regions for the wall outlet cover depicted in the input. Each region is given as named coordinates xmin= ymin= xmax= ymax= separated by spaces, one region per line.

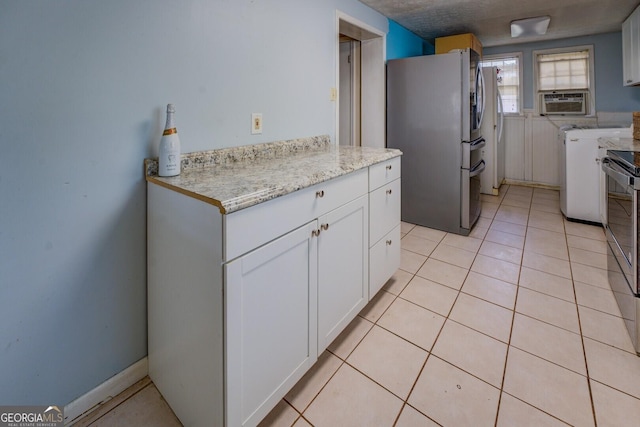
xmin=251 ymin=113 xmax=263 ymax=134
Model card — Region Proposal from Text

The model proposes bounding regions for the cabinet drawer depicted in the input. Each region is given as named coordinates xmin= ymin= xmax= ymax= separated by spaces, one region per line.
xmin=225 ymin=169 xmax=368 ymax=261
xmin=369 ymin=178 xmax=401 ymax=246
xmin=369 ymin=157 xmax=401 ymax=191
xmin=369 ymin=225 xmax=401 ymax=299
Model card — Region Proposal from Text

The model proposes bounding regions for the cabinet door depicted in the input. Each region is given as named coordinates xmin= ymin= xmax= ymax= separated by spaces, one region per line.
xmin=225 ymin=221 xmax=318 ymax=427
xmin=623 ymin=17 xmax=634 ymax=86
xmin=633 ymin=13 xmax=640 ymax=85
xmin=623 ymin=8 xmax=640 ymax=86
xmin=317 ymin=195 xmax=369 ymax=353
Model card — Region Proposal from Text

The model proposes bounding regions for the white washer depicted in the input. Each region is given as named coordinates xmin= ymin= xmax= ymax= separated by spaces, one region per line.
xmin=561 ymin=126 xmax=632 ymax=224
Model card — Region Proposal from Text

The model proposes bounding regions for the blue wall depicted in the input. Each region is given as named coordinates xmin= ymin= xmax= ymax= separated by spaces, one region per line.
xmin=0 ymin=0 xmax=388 ymax=407
xmin=484 ymin=32 xmax=640 ymax=112
xmin=387 ymin=20 xmax=429 ymax=60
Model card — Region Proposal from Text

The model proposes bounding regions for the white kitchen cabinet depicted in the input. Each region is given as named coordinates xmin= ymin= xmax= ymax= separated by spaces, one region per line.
xmin=148 ymin=167 xmax=377 ymax=427
xmin=368 ymin=157 xmax=401 ymax=297
xmin=226 ymin=221 xmax=318 ymax=427
xmin=623 ymin=5 xmax=640 ymax=86
xmin=317 ymin=194 xmax=368 ymax=353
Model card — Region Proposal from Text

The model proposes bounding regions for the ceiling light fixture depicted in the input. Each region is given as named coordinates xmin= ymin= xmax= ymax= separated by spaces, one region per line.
xmin=510 ymin=16 xmax=551 ymax=38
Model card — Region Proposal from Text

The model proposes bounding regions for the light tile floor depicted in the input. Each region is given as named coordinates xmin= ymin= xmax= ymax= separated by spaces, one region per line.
xmin=75 ymin=185 xmax=640 ymax=426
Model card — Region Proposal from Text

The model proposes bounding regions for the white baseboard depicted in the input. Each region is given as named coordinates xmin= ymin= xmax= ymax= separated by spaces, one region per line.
xmin=64 ymin=357 xmax=148 ymax=425
xmin=502 ymin=179 xmax=560 ymax=191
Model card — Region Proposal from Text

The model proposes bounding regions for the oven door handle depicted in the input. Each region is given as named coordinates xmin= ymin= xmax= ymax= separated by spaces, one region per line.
xmin=602 ymin=157 xmax=634 ymax=189
xmin=470 ymin=160 xmax=486 ymax=178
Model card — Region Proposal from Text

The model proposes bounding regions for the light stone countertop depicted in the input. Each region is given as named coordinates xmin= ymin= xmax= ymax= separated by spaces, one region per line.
xmin=599 ymin=137 xmax=640 ymax=152
xmin=145 ymin=135 xmax=402 ymax=214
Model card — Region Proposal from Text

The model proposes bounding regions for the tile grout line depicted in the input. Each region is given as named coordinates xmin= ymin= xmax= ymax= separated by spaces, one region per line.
xmin=486 ymin=187 xmax=587 ymax=426
xmin=492 ymin=185 xmax=528 ymax=427
xmin=494 ymin=187 xmax=586 ymax=426
xmin=393 ymin=225 xmax=458 ymax=426
xmin=391 ymin=221 xmax=480 ymax=426
xmin=565 ymin=218 xmax=600 ymax=427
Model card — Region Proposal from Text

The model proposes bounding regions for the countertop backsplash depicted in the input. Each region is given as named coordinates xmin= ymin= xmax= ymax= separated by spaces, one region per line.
xmin=145 ymin=135 xmax=332 ymax=177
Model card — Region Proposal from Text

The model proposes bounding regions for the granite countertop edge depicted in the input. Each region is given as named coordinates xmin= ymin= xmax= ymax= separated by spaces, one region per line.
xmin=146 ymin=135 xmax=402 ymax=214
xmin=600 ymin=136 xmax=640 ymax=152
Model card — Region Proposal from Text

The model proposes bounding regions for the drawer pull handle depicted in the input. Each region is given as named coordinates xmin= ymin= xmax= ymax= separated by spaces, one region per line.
xmin=386 ymin=189 xmax=392 ymax=195
xmin=316 ymin=190 xmax=325 ymax=198
xmin=321 ymin=223 xmax=329 ymax=231
xmin=386 ymin=239 xmax=392 ymax=245
xmin=386 ymin=165 xmax=392 ymax=170
xmin=312 ymin=229 xmax=321 ymax=237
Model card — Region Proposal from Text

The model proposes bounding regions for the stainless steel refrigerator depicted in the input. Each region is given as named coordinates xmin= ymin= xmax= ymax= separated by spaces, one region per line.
xmin=387 ymin=49 xmax=485 ymax=235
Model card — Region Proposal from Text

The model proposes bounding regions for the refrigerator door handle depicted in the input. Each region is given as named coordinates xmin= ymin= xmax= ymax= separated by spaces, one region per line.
xmin=476 ymin=65 xmax=486 ymax=130
xmin=461 ymin=168 xmax=470 ymax=229
xmin=462 ymin=137 xmax=485 ymax=169
xmin=470 ymin=137 xmax=486 ymax=151
xmin=497 ymin=93 xmax=504 ymax=143
xmin=470 ymin=160 xmax=486 ymax=178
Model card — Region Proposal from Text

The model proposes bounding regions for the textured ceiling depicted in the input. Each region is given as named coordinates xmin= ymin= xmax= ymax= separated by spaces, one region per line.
xmin=359 ymin=0 xmax=640 ymax=47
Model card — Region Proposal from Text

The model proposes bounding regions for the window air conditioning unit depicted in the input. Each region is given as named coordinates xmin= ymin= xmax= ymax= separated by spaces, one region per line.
xmin=540 ymin=90 xmax=588 ymax=115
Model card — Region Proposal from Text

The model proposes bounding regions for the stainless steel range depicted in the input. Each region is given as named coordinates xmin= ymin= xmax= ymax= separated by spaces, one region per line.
xmin=602 ymin=149 xmax=640 ymax=354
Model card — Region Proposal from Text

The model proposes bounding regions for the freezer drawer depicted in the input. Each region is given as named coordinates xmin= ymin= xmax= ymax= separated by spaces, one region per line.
xmin=461 ymin=160 xmax=485 ymax=231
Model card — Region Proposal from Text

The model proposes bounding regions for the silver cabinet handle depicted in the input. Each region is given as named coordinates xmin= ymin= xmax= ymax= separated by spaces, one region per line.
xmin=316 ymin=190 xmax=325 ymax=198
xmin=386 ymin=165 xmax=392 ymax=170
xmin=321 ymin=223 xmax=329 ymax=231
xmin=386 ymin=239 xmax=392 ymax=245
xmin=312 ymin=229 xmax=321 ymax=237
xmin=386 ymin=189 xmax=392 ymax=195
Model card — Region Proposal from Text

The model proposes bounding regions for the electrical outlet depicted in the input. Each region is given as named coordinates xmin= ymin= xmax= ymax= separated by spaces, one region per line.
xmin=251 ymin=113 xmax=263 ymax=134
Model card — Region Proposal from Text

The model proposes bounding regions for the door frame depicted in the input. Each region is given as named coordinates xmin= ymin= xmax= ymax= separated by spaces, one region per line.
xmin=336 ymin=11 xmax=386 ymax=148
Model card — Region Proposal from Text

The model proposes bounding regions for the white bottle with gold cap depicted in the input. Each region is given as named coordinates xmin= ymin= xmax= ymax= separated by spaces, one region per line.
xmin=158 ymin=104 xmax=181 ymax=177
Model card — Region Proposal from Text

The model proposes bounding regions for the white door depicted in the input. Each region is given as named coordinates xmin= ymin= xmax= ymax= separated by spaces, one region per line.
xmin=225 ymin=221 xmax=318 ymax=427
xmin=317 ymin=195 xmax=368 ymax=352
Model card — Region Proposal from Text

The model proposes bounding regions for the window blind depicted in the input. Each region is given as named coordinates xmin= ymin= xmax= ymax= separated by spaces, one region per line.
xmin=537 ymin=50 xmax=589 ymax=91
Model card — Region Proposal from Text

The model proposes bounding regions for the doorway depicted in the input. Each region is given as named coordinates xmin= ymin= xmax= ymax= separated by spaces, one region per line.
xmin=336 ymin=12 xmax=386 ymax=149
xmin=339 ymin=35 xmax=361 ymax=146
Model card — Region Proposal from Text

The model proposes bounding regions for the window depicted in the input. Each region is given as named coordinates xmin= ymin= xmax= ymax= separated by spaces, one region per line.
xmin=534 ymin=45 xmax=595 ymax=115
xmin=481 ymin=53 xmax=522 ymax=115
